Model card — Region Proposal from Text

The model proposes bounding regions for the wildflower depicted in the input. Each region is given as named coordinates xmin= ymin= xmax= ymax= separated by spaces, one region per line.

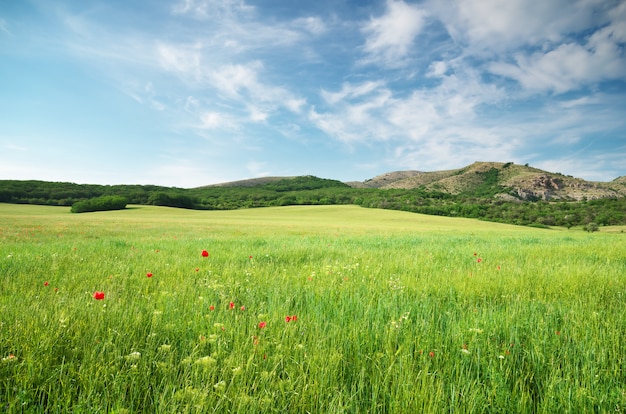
xmin=498 ymin=355 xmax=505 ymax=359
xmin=240 ymin=306 xmax=245 ymax=311
xmin=2 ymin=354 xmax=16 ymax=362
xmin=258 ymin=321 xmax=267 ymax=329
xmin=285 ymin=315 xmax=297 ymax=322
xmin=146 ymin=272 xmax=153 ymax=278
xmin=229 ymin=302 xmax=235 ymax=310
xmin=209 ymin=305 xmax=215 ymax=311
xmin=158 ymin=344 xmax=172 ymax=353
xmin=556 ymin=330 xmax=561 ymax=335
xmin=93 ymin=291 xmax=105 ymax=300
xmin=195 ymin=268 xmax=199 ymax=272
xmin=44 ymin=281 xmax=49 ymax=287
xmin=201 ymin=250 xmax=209 ymax=257
xmin=429 ymin=351 xmax=435 ymax=358
xmin=461 ymin=349 xmax=470 ymax=355
xmin=477 ymin=258 xmax=482 ymax=263
xmin=285 ymin=316 xmax=292 ymax=323
xmin=195 ymin=356 xmax=217 ymax=367
xmin=125 ymin=351 xmax=141 ymax=361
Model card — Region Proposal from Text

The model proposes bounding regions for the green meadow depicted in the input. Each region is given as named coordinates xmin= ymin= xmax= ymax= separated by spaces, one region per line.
xmin=1 ymin=203 xmax=625 ymax=413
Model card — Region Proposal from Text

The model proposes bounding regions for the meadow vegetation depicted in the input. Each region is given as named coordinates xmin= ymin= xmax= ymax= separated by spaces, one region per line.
xmin=1 ymin=204 xmax=625 ymax=412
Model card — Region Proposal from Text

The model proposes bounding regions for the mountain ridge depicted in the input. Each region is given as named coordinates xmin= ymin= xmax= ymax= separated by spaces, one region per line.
xmin=206 ymin=162 xmax=626 ymax=201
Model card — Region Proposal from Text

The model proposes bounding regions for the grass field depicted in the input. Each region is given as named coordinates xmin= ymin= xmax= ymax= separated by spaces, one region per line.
xmin=1 ymin=203 xmax=625 ymax=412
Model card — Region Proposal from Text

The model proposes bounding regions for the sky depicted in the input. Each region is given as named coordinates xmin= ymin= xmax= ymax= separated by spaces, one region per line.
xmin=1 ymin=0 xmax=625 ymax=188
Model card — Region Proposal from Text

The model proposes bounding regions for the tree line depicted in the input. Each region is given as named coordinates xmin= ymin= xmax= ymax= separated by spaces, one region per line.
xmin=0 ymin=177 xmax=624 ymax=228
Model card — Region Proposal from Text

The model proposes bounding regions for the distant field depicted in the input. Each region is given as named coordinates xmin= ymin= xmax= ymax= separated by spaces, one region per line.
xmin=1 ymin=204 xmax=625 ymax=412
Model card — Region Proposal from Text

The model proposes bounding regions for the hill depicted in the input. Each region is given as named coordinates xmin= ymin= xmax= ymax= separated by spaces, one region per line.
xmin=347 ymin=162 xmax=626 ymax=201
xmin=2 ymin=163 xmax=625 ymax=229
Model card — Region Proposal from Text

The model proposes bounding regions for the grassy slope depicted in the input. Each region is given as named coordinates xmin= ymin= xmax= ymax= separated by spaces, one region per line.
xmin=1 ymin=204 xmax=625 ymax=412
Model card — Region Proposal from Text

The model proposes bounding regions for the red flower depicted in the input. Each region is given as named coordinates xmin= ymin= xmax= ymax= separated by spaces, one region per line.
xmin=429 ymin=351 xmax=435 ymax=358
xmin=249 ymin=255 xmax=253 ymax=259
xmin=292 ymin=315 xmax=297 ymax=321
xmin=229 ymin=302 xmax=235 ymax=310
xmin=93 ymin=291 xmax=105 ymax=300
xmin=240 ymin=306 xmax=245 ymax=311
xmin=285 ymin=316 xmax=292 ymax=323
xmin=477 ymin=258 xmax=482 ymax=263
xmin=44 ymin=281 xmax=49 ymax=287
xmin=258 ymin=321 xmax=266 ymax=329
xmin=146 ymin=272 xmax=153 ymax=278
xmin=201 ymin=250 xmax=209 ymax=257
xmin=195 ymin=268 xmax=199 ymax=272
xmin=209 ymin=305 xmax=215 ymax=311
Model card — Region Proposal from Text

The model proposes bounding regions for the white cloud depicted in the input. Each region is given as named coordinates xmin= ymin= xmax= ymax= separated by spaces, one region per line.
xmin=361 ymin=0 xmax=427 ymax=66
xmin=488 ymin=33 xmax=626 ymax=94
xmin=321 ymin=81 xmax=386 ymax=105
xmin=432 ymin=0 xmax=614 ymax=54
xmin=157 ymin=42 xmax=203 ymax=80
xmin=293 ymin=16 xmax=327 ymax=35
xmin=199 ymin=111 xmax=235 ymax=129
xmin=172 ymin=0 xmax=254 ymax=20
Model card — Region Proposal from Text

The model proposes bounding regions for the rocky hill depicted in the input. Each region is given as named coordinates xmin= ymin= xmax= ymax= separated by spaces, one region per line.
xmin=347 ymin=162 xmax=626 ymax=201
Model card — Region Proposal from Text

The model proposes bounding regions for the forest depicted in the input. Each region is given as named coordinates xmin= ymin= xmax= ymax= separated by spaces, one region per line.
xmin=0 ymin=177 xmax=624 ymax=228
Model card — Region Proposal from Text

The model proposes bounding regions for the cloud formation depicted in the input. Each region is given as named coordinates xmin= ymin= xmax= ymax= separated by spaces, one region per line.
xmin=0 ymin=0 xmax=624 ymax=186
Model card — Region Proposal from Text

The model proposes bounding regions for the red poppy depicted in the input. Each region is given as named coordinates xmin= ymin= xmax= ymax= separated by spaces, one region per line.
xmin=285 ymin=316 xmax=292 ymax=323
xmin=93 ymin=291 xmax=105 ymax=300
xmin=44 ymin=281 xmax=49 ymax=287
xmin=258 ymin=321 xmax=266 ymax=329
xmin=240 ymin=306 xmax=245 ymax=311
xmin=209 ymin=305 xmax=215 ymax=311
xmin=292 ymin=315 xmax=297 ymax=321
xmin=146 ymin=272 xmax=153 ymax=278
xmin=429 ymin=351 xmax=435 ymax=358
xmin=201 ymin=250 xmax=209 ymax=257
xmin=477 ymin=258 xmax=482 ymax=263
xmin=229 ymin=302 xmax=235 ymax=310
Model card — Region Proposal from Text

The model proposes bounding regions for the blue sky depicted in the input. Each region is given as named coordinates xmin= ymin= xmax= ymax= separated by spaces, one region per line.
xmin=1 ymin=0 xmax=625 ymax=187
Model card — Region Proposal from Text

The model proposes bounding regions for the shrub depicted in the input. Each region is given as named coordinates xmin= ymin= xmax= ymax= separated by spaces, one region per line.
xmin=585 ymin=222 xmax=599 ymax=233
xmin=70 ymin=196 xmax=127 ymax=213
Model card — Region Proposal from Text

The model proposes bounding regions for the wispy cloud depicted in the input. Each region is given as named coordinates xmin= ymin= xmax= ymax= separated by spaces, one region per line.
xmin=0 ymin=17 xmax=12 ymax=36
xmin=360 ymin=0 xmax=427 ymax=67
xmin=172 ymin=0 xmax=255 ymax=20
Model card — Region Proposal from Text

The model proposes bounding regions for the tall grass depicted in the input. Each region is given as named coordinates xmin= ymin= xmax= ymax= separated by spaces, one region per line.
xmin=1 ymin=204 xmax=625 ymax=412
